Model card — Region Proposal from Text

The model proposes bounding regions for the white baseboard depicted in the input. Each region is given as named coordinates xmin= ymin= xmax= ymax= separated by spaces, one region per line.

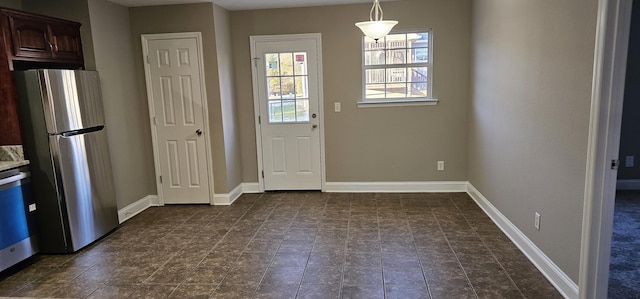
xmin=213 ymin=184 xmax=243 ymax=205
xmin=241 ymin=182 xmax=261 ymax=193
xmin=117 ymin=195 xmax=159 ymax=224
xmin=616 ymin=179 xmax=640 ymax=190
xmin=466 ymin=183 xmax=578 ymax=299
xmin=325 ymin=181 xmax=468 ymax=193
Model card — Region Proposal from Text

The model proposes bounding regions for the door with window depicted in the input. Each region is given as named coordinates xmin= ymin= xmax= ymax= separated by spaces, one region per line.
xmin=251 ymin=34 xmax=323 ymax=191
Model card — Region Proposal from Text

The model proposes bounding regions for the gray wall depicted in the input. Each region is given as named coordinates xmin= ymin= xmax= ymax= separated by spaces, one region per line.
xmin=22 ymin=0 xmax=96 ymax=70
xmin=0 ymin=0 xmax=21 ymax=9
xmin=618 ymin=3 xmax=640 ymax=181
xmin=87 ymin=0 xmax=156 ymax=209
xmin=129 ymin=3 xmax=232 ymax=194
xmin=213 ymin=4 xmax=243 ymax=191
xmin=231 ymin=0 xmax=471 ymax=183
xmin=468 ymin=0 xmax=598 ymax=282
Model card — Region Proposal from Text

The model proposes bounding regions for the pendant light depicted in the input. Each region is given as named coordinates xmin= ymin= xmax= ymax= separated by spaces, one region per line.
xmin=355 ymin=0 xmax=398 ymax=41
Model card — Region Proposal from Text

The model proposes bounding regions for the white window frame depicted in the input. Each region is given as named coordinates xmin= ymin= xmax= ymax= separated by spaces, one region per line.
xmin=357 ymin=29 xmax=439 ymax=108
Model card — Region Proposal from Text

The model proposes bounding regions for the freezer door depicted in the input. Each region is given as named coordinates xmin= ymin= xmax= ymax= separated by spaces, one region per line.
xmin=39 ymin=70 xmax=105 ymax=133
xmin=51 ymin=128 xmax=118 ymax=251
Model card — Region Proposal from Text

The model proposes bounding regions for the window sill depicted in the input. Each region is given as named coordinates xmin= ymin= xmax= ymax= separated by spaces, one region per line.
xmin=357 ymin=98 xmax=439 ymax=108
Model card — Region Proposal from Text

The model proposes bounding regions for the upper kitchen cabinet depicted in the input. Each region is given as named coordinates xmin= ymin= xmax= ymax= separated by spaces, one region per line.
xmin=0 ymin=7 xmax=85 ymax=146
xmin=1 ymin=9 xmax=83 ymax=67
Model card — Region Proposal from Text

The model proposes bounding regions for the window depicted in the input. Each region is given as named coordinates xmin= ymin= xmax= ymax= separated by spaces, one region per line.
xmin=265 ymin=52 xmax=310 ymax=123
xmin=360 ymin=31 xmax=435 ymax=106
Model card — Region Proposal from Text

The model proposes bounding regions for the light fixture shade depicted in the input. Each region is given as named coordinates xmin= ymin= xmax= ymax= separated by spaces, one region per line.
xmin=356 ymin=20 xmax=398 ymax=40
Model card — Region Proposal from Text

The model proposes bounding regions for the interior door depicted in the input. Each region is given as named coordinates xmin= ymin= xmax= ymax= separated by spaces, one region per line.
xmin=145 ymin=36 xmax=211 ymax=204
xmin=252 ymin=35 xmax=323 ymax=190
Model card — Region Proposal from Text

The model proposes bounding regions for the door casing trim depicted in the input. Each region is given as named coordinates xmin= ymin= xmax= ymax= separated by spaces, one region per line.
xmin=141 ymin=32 xmax=215 ymax=205
xmin=578 ymin=0 xmax=632 ymax=298
xmin=249 ymin=33 xmax=326 ymax=192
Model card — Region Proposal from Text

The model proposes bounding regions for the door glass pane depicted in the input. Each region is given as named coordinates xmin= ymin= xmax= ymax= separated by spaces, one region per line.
xmin=281 ymin=77 xmax=294 ymax=99
xmin=282 ymin=100 xmax=296 ymax=122
xmin=268 ymin=100 xmax=283 ymax=122
xmin=294 ymin=52 xmax=307 ymax=75
xmin=266 ymin=53 xmax=280 ymax=76
xmin=295 ymin=76 xmax=308 ymax=98
xmin=280 ymin=53 xmax=294 ymax=76
xmin=268 ymin=77 xmax=281 ymax=99
xmin=296 ymin=99 xmax=309 ymax=121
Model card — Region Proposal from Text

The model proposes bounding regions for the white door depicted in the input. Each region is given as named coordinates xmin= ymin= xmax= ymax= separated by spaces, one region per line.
xmin=143 ymin=33 xmax=212 ymax=204
xmin=251 ymin=34 xmax=324 ymax=191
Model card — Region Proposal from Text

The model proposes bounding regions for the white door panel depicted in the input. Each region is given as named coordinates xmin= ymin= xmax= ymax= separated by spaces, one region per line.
xmin=252 ymin=35 xmax=323 ymax=190
xmin=146 ymin=36 xmax=211 ymax=204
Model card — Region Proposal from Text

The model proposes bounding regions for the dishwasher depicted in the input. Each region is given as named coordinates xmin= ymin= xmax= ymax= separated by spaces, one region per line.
xmin=0 ymin=167 xmax=39 ymax=272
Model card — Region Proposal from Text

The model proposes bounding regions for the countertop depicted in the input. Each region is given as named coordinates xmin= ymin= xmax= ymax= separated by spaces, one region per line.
xmin=0 ymin=160 xmax=30 ymax=172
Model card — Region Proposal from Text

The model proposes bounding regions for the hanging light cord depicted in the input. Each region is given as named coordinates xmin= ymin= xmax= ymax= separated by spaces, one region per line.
xmin=369 ymin=0 xmax=384 ymax=21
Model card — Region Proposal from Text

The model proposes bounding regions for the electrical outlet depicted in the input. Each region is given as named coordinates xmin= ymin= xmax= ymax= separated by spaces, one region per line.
xmin=334 ymin=102 xmax=341 ymax=112
xmin=626 ymin=156 xmax=634 ymax=167
xmin=437 ymin=161 xmax=444 ymax=171
xmin=534 ymin=212 xmax=541 ymax=231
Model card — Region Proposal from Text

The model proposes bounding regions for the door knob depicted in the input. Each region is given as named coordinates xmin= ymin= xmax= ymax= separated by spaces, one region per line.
xmin=312 ymin=124 xmax=318 ymax=129
xmin=196 ymin=129 xmax=202 ymax=136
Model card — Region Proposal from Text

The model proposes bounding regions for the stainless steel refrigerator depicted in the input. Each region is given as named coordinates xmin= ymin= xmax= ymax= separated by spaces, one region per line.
xmin=14 ymin=69 xmax=118 ymax=253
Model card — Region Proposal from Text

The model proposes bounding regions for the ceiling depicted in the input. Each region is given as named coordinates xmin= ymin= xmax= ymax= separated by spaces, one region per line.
xmin=108 ymin=0 xmax=392 ymax=11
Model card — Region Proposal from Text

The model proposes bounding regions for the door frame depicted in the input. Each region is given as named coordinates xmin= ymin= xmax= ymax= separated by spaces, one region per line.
xmin=141 ymin=32 xmax=215 ymax=205
xmin=579 ymin=0 xmax=632 ymax=298
xmin=249 ymin=33 xmax=326 ymax=192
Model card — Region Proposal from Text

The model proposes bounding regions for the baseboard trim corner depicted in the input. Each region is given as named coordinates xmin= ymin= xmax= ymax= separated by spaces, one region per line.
xmin=117 ymin=195 xmax=158 ymax=224
xmin=466 ymin=183 xmax=578 ymax=299
xmin=616 ymin=179 xmax=640 ymax=190
xmin=241 ymin=182 xmax=261 ymax=193
xmin=325 ymin=181 xmax=468 ymax=193
xmin=213 ymin=184 xmax=244 ymax=205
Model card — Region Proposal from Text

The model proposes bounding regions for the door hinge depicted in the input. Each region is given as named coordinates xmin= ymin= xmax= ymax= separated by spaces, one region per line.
xmin=159 ymin=175 xmax=163 ymax=183
xmin=261 ymin=170 xmax=264 ymax=178
xmin=258 ymin=115 xmax=261 ymax=124
xmin=153 ymin=116 xmax=157 ymax=125
xmin=146 ymin=55 xmax=150 ymax=64
xmin=611 ymin=159 xmax=619 ymax=170
xmin=253 ymin=57 xmax=260 ymax=68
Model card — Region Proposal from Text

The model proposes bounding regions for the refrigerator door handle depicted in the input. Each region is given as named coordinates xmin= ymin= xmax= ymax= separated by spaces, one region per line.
xmin=60 ymin=126 xmax=105 ymax=137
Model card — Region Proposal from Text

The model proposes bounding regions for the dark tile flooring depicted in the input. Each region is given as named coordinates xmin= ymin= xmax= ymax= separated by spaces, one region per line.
xmin=0 ymin=192 xmax=562 ymax=298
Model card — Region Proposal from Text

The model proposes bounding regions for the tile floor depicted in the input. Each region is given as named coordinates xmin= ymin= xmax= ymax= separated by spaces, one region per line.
xmin=0 ymin=192 xmax=562 ymax=298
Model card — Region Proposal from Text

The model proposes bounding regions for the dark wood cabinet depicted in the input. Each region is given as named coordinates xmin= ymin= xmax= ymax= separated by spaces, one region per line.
xmin=2 ymin=10 xmax=83 ymax=65
xmin=0 ymin=7 xmax=84 ymax=145
xmin=49 ymin=22 xmax=83 ymax=62
xmin=7 ymin=14 xmax=50 ymax=60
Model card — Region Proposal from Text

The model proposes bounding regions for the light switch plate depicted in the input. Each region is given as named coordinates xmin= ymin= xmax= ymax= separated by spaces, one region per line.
xmin=28 ymin=203 xmax=36 ymax=212
xmin=334 ymin=102 xmax=341 ymax=112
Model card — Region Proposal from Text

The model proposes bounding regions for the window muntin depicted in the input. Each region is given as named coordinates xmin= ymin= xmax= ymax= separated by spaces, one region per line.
xmin=363 ymin=31 xmax=431 ymax=101
xmin=265 ymin=52 xmax=310 ymax=123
